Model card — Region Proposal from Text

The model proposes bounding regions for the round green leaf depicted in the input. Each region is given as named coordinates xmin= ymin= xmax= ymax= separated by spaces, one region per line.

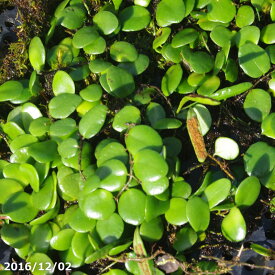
xmin=28 ymin=140 xmax=58 ymax=163
xmin=140 ymin=217 xmax=164 ymax=242
xmin=9 ymin=134 xmax=38 ymax=153
xmin=244 ymin=89 xmax=271 ymax=122
xmin=235 ymin=26 xmax=260 ymax=48
xmin=210 ymin=26 xmax=232 ymax=47
xmin=172 ymin=28 xmax=198 ymax=48
xmin=96 ymin=159 xmax=127 ymax=192
xmin=59 ymin=6 xmax=86 ymax=30
xmin=156 ymin=0 xmax=185 ymax=27
xmin=79 ymin=104 xmax=108 ymax=139
xmin=119 ymin=6 xmax=150 ymax=31
xmin=261 ymin=23 xmax=275 ymax=44
xmin=58 ymin=138 xmax=78 ymax=159
xmin=30 ymin=223 xmax=52 ymax=253
xmin=105 ymin=66 xmax=135 ymax=98
xmin=27 ymin=253 xmax=54 ymax=275
xmin=244 ymin=142 xmax=275 ymax=177
xmin=2 ymin=192 xmax=38 ymax=223
xmin=83 ymin=36 xmax=106 ymax=55
xmin=2 ymin=121 xmax=25 ymax=139
xmin=214 ymin=137 xmax=239 ymax=160
xmin=96 ymin=213 xmax=124 ymax=243
xmin=235 ymin=176 xmax=261 ymax=208
xmin=133 ymin=149 xmax=168 ymax=182
xmin=221 ymin=207 xmax=246 ymax=242
xmin=125 ymin=125 xmax=163 ymax=156
xmin=50 ymin=229 xmax=75 ymax=251
xmin=202 ymin=178 xmax=231 ymax=209
xmin=161 ymin=44 xmax=182 ymax=63
xmin=189 ymin=51 xmax=214 ymax=74
xmin=58 ymin=173 xmax=81 ymax=201
xmin=0 ymin=81 xmax=23 ymax=102
xmin=89 ymin=59 xmax=112 ymax=74
xmin=165 ymin=198 xmax=188 ymax=225
xmin=236 ymin=5 xmax=255 ymax=28
xmin=238 ymin=43 xmax=270 ymax=78
xmin=207 ymin=0 xmax=236 ymax=23
xmin=52 ymin=70 xmax=75 ymax=96
xmin=72 ymin=26 xmax=99 ymax=49
xmin=161 ymin=64 xmax=183 ymax=96
xmin=261 ymin=113 xmax=275 ymax=139
xmin=118 ymin=54 xmax=149 ymax=76
xmin=0 ymin=178 xmax=23 ymax=204
xmin=186 ymin=196 xmax=210 ymax=232
xmin=50 ymin=118 xmax=77 ymax=140
xmin=69 ymin=64 xmax=90 ymax=81
xmin=171 ymin=179 xmax=192 ymax=199
xmin=80 ymin=189 xmax=115 ymax=220
xmin=48 ymin=94 xmax=82 ymax=119
xmin=113 ymin=105 xmax=141 ymax=132
xmin=1 ymin=223 xmax=30 ymax=249
xmin=80 ymin=84 xmax=102 ymax=102
xmin=71 ymin=232 xmax=91 ymax=260
xmin=19 ymin=163 xmax=40 ymax=192
xmin=110 ymin=41 xmax=138 ymax=62
xmin=93 ymin=11 xmax=118 ymax=35
xmin=173 ymin=226 xmax=197 ymax=252
xmin=68 ymin=207 xmax=96 ymax=233
xmin=118 ymin=188 xmax=146 ymax=225
xmin=29 ymin=117 xmax=51 ymax=137
xmin=142 ymin=177 xmax=169 ymax=195
xmin=146 ymin=102 xmax=166 ymax=126
xmin=29 ymin=37 xmax=45 ymax=72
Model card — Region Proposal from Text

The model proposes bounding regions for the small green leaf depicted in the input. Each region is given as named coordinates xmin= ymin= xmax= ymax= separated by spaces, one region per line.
xmin=52 ymin=70 xmax=75 ymax=96
xmin=72 ymin=26 xmax=99 ymax=49
xmin=156 ymin=0 xmax=185 ymax=27
xmin=236 ymin=5 xmax=255 ymax=28
xmin=0 ymin=179 xmax=23 ymax=204
xmin=93 ymin=11 xmax=118 ymax=35
xmin=118 ymin=189 xmax=146 ymax=225
xmin=165 ymin=198 xmax=188 ymax=225
xmin=235 ymin=177 xmax=261 ymax=208
xmin=186 ymin=196 xmax=210 ymax=232
xmin=172 ymin=28 xmax=198 ymax=48
xmin=29 ymin=37 xmax=45 ymax=72
xmin=261 ymin=23 xmax=275 ymax=44
xmin=244 ymin=89 xmax=271 ymax=122
xmin=261 ymin=113 xmax=275 ymax=139
xmin=0 ymin=81 xmax=23 ymax=102
xmin=173 ymin=226 xmax=197 ymax=252
xmin=110 ymin=41 xmax=138 ymax=62
xmin=119 ymin=6 xmax=151 ymax=31
xmin=207 ymin=0 xmax=236 ymax=23
xmin=140 ymin=217 xmax=164 ymax=242
xmin=50 ymin=229 xmax=75 ymax=251
xmin=118 ymin=54 xmax=149 ymax=76
xmin=79 ymin=104 xmax=108 ymax=139
xmin=250 ymin=243 xmax=275 ymax=257
xmin=80 ymin=84 xmax=102 ymax=102
xmin=221 ymin=207 xmax=246 ymax=242
xmin=28 ymin=140 xmax=58 ymax=163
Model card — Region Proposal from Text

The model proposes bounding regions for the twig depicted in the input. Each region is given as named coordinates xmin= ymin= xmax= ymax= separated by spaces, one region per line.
xmin=201 ymin=255 xmax=275 ymax=272
xmin=183 ymin=163 xmax=205 ymax=175
xmin=207 ymin=154 xmax=235 ymax=180
xmin=0 ymin=130 xmax=10 ymax=147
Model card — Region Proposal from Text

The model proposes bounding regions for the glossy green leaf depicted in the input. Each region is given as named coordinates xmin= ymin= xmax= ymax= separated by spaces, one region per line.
xmin=236 ymin=5 xmax=255 ymax=28
xmin=72 ymin=26 xmax=99 ymax=49
xmin=153 ymin=27 xmax=171 ymax=51
xmin=207 ymin=0 xmax=236 ymax=23
xmin=49 ymin=93 xmax=82 ymax=119
xmin=244 ymin=89 xmax=271 ymax=122
xmin=142 ymin=176 xmax=169 ymax=195
xmin=202 ymin=178 xmax=231 ymax=209
xmin=161 ymin=44 xmax=182 ymax=63
xmin=50 ymin=118 xmax=77 ymax=141
xmin=19 ymin=163 xmax=40 ymax=192
xmin=210 ymin=26 xmax=232 ymax=47
xmin=125 ymin=125 xmax=163 ymax=156
xmin=2 ymin=192 xmax=38 ymax=223
xmin=153 ymin=118 xmax=182 ymax=130
xmin=28 ymin=140 xmax=58 ymax=163
xmin=214 ymin=137 xmax=239 ymax=160
xmin=261 ymin=23 xmax=275 ymax=44
xmin=192 ymin=104 xmax=212 ymax=136
xmin=30 ymin=223 xmax=52 ymax=253
xmin=140 ymin=217 xmax=164 ymax=242
xmin=235 ymin=26 xmax=260 ymax=48
xmin=145 ymin=196 xmax=169 ymax=222
xmin=110 ymin=41 xmax=138 ymax=62
xmin=1 ymin=223 xmax=30 ymax=248
xmin=29 ymin=117 xmax=51 ymax=137
xmin=165 ymin=198 xmax=188 ymax=225
xmin=52 ymin=70 xmax=75 ymax=96
xmin=250 ymin=243 xmax=275 ymax=257
xmin=235 ymin=176 xmax=261 ymax=208
xmin=93 ymin=11 xmax=118 ymax=35
xmin=80 ymin=189 xmax=115 ymax=220
xmin=172 ymin=28 xmax=198 ymax=48
xmin=197 ymin=75 xmax=220 ymax=96
xmin=71 ymin=232 xmax=92 ymax=260
xmin=113 ymin=105 xmax=141 ymax=132
xmin=261 ymin=113 xmax=275 ymax=139
xmin=50 ymin=229 xmax=75 ymax=251
xmin=79 ymin=104 xmax=108 ymax=139
xmin=89 ymin=59 xmax=112 ymax=74
xmin=9 ymin=134 xmax=38 ymax=153
xmin=172 ymin=179 xmax=192 ymax=198
xmin=29 ymin=37 xmax=45 ymax=72
xmin=173 ymin=226 xmax=197 ymax=252
xmin=80 ymin=84 xmax=102 ymax=102
xmin=83 ymin=36 xmax=106 ymax=55
xmin=118 ymin=54 xmax=149 ymax=76
xmin=238 ymin=43 xmax=270 ymax=78
xmin=186 ymin=196 xmax=210 ymax=232
xmin=244 ymin=142 xmax=275 ymax=177
xmin=0 ymin=178 xmax=23 ymax=204
xmin=161 ymin=64 xmax=183 ymax=96
xmin=118 ymin=188 xmax=146 ymax=225
xmin=27 ymin=253 xmax=54 ymax=275
xmin=2 ymin=121 xmax=25 ymax=139
xmin=119 ymin=6 xmax=151 ymax=31
xmin=146 ymin=102 xmax=166 ymax=126
xmin=189 ymin=52 xmax=214 ymax=74
xmin=96 ymin=213 xmax=124 ymax=244
xmin=0 ymin=81 xmax=23 ymax=102
xmin=47 ymin=44 xmax=73 ymax=70
xmin=156 ymin=0 xmax=185 ymax=27
xmin=221 ymin=207 xmax=246 ymax=242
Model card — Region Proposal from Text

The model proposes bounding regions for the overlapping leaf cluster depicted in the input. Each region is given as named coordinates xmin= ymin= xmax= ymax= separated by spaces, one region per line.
xmin=0 ymin=0 xmax=274 ymax=274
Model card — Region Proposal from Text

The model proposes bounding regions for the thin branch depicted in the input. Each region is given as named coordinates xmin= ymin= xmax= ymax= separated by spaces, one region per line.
xmin=207 ymin=154 xmax=235 ymax=180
